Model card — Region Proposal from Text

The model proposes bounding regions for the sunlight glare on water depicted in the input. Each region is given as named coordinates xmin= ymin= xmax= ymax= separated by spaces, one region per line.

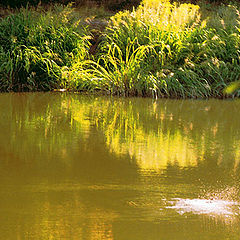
xmin=167 ymin=198 xmax=239 ymax=217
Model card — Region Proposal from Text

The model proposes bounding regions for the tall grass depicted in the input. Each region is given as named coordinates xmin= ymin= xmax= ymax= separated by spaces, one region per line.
xmin=93 ymin=0 xmax=240 ymax=97
xmin=0 ymin=4 xmax=90 ymax=91
xmin=1 ymin=0 xmax=240 ymax=97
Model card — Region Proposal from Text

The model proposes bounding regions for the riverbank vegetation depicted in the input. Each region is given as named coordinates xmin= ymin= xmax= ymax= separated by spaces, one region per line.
xmin=0 ymin=0 xmax=240 ymax=97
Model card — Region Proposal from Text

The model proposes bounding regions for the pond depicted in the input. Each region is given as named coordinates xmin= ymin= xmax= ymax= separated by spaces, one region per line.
xmin=0 ymin=93 xmax=240 ymax=240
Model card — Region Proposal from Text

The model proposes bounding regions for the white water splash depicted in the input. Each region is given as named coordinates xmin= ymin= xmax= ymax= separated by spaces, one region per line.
xmin=167 ymin=198 xmax=239 ymax=217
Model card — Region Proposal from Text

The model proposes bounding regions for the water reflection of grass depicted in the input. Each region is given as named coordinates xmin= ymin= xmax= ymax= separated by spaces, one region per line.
xmin=1 ymin=93 xmax=240 ymax=174
xmin=0 ymin=93 xmax=240 ymax=239
xmin=67 ymin=96 xmax=240 ymax=171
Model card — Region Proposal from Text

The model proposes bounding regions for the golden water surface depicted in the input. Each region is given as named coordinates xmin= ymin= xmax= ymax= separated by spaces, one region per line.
xmin=0 ymin=93 xmax=240 ymax=240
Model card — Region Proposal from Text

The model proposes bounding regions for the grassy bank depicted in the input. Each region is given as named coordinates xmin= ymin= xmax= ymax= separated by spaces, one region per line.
xmin=0 ymin=0 xmax=240 ymax=97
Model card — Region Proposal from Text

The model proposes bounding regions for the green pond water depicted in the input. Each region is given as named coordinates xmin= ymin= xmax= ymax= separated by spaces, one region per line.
xmin=0 ymin=92 xmax=240 ymax=240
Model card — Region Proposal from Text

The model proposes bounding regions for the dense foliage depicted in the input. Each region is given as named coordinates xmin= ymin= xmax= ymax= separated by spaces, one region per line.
xmin=0 ymin=0 xmax=240 ymax=97
xmin=0 ymin=5 xmax=89 ymax=91
xmin=1 ymin=0 xmax=68 ymax=8
xmin=92 ymin=0 xmax=240 ymax=97
xmin=0 ymin=0 xmax=138 ymax=11
xmin=0 ymin=0 xmax=232 ymax=8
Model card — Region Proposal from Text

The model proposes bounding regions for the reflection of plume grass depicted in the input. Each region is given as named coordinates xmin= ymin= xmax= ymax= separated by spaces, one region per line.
xmin=67 ymin=96 xmax=240 ymax=170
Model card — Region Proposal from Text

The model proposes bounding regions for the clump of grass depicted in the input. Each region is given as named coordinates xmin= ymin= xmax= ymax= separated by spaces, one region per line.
xmin=0 ymin=4 xmax=90 ymax=91
xmin=95 ymin=40 xmax=154 ymax=96
xmin=92 ymin=0 xmax=240 ymax=98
